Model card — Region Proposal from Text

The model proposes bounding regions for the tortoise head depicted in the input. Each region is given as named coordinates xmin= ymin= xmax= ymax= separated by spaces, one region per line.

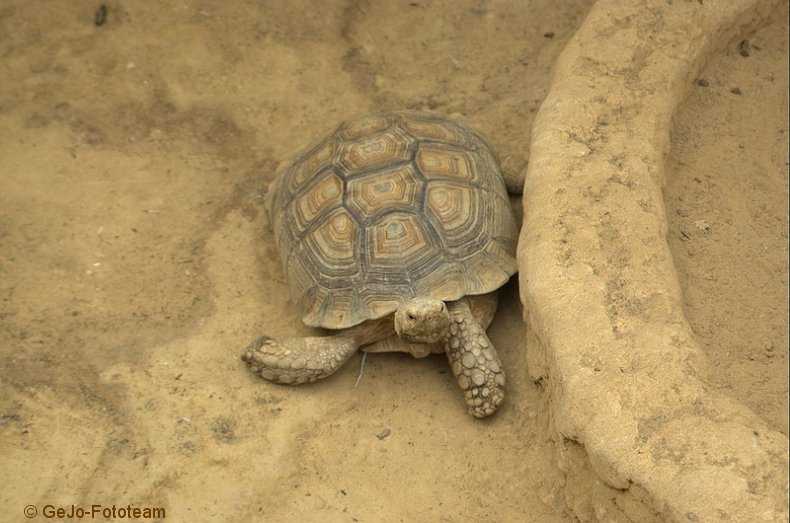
xmin=394 ymin=297 xmax=451 ymax=344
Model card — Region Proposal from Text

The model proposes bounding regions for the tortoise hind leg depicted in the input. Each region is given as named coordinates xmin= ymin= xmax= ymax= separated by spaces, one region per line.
xmin=444 ymin=296 xmax=506 ymax=418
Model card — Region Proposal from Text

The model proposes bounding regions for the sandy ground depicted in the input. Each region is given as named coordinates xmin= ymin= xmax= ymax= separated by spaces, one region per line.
xmin=0 ymin=1 xmax=786 ymax=522
xmin=665 ymin=11 xmax=788 ymax=437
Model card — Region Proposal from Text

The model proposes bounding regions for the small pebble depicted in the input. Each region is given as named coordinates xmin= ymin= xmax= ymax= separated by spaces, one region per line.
xmin=694 ymin=219 xmax=711 ymax=233
xmin=94 ymin=4 xmax=107 ymax=26
xmin=738 ymin=39 xmax=750 ymax=57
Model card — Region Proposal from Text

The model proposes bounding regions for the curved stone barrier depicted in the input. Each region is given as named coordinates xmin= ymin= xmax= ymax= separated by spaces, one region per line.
xmin=518 ymin=0 xmax=788 ymax=520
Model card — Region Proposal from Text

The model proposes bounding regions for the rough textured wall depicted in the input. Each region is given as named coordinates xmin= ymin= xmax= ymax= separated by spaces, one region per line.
xmin=518 ymin=0 xmax=789 ymax=521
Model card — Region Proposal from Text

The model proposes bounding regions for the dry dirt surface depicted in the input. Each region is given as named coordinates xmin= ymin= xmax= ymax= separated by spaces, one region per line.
xmin=0 ymin=1 xmax=786 ymax=522
xmin=665 ymin=13 xmax=789 ymax=436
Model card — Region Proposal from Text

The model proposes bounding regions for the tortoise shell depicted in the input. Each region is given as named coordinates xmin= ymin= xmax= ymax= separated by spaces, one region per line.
xmin=266 ymin=112 xmax=517 ymax=329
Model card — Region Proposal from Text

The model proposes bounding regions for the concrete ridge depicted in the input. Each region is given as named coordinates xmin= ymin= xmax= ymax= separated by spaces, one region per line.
xmin=518 ymin=0 xmax=788 ymax=520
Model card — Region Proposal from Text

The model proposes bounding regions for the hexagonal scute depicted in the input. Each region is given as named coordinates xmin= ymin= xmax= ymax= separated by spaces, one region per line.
xmin=301 ymin=207 xmax=360 ymax=280
xmin=357 ymin=285 xmax=411 ymax=321
xmin=285 ymin=139 xmax=336 ymax=200
xmin=297 ymin=284 xmax=360 ymax=328
xmin=425 ymin=182 xmax=487 ymax=255
xmin=291 ymin=170 xmax=343 ymax=231
xmin=415 ymin=144 xmax=484 ymax=187
xmin=400 ymin=115 xmax=470 ymax=147
xmin=413 ymin=261 xmax=466 ymax=299
xmin=338 ymin=113 xmax=392 ymax=141
xmin=345 ymin=164 xmax=422 ymax=222
xmin=336 ymin=128 xmax=416 ymax=176
xmin=363 ymin=212 xmax=448 ymax=291
xmin=368 ymin=212 xmax=433 ymax=267
xmin=425 ymin=183 xmax=471 ymax=229
xmin=458 ymin=246 xmax=515 ymax=295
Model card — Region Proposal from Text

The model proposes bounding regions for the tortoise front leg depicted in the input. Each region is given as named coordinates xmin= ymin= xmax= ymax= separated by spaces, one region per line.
xmin=241 ymin=335 xmax=359 ymax=384
xmin=240 ymin=317 xmax=394 ymax=385
xmin=444 ymin=297 xmax=506 ymax=418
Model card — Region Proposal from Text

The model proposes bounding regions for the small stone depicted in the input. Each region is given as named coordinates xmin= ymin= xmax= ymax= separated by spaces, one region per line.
xmin=450 ymin=323 xmax=458 ymax=335
xmin=694 ymin=219 xmax=711 ymax=233
xmin=738 ymin=39 xmax=750 ymax=57
xmin=472 ymin=347 xmax=481 ymax=357
xmin=473 ymin=397 xmax=483 ymax=406
xmin=481 ymin=387 xmax=491 ymax=397
xmin=458 ymin=375 xmax=470 ymax=389
xmin=450 ymin=337 xmax=460 ymax=349
xmin=452 ymin=361 xmax=462 ymax=376
xmin=495 ymin=373 xmax=506 ymax=386
xmin=487 ymin=360 xmax=501 ymax=373
xmin=483 ymin=350 xmax=494 ymax=361
xmin=478 ymin=336 xmax=489 ymax=348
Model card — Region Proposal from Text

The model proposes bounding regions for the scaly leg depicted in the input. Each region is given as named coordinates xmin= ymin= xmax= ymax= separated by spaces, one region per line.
xmin=444 ymin=296 xmax=506 ymax=418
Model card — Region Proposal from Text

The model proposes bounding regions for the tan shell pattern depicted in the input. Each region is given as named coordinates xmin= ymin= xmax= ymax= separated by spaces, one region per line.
xmin=267 ymin=112 xmax=517 ymax=329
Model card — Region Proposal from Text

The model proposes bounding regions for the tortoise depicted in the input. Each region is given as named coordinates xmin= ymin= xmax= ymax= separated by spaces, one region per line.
xmin=240 ymin=111 xmax=519 ymax=418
